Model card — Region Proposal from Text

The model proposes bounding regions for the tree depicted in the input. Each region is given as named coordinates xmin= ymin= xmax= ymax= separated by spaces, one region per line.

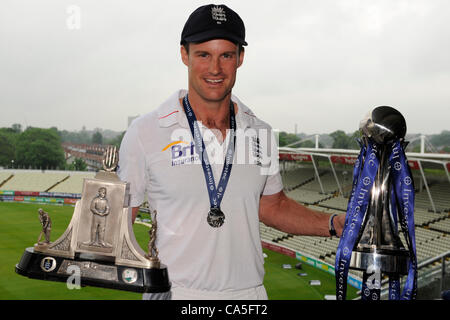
xmin=0 ymin=132 xmax=15 ymax=167
xmin=92 ymin=131 xmax=103 ymax=145
xmin=15 ymin=127 xmax=66 ymax=170
xmin=349 ymin=130 xmax=362 ymax=149
xmin=0 ymin=126 xmax=22 ymax=167
xmin=297 ymin=140 xmax=324 ymax=148
xmin=106 ymin=131 xmax=126 ymax=148
xmin=11 ymin=123 xmax=22 ymax=133
xmin=330 ymin=130 xmax=360 ymax=150
xmin=78 ymin=126 xmax=91 ymax=144
xmin=430 ymin=130 xmax=450 ymax=147
xmin=330 ymin=130 xmax=349 ymax=149
xmin=278 ymin=131 xmax=301 ymax=147
xmin=67 ymin=157 xmax=87 ymax=171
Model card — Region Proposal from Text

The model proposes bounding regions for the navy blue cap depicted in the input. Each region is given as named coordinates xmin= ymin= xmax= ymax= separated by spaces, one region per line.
xmin=181 ymin=4 xmax=247 ymax=46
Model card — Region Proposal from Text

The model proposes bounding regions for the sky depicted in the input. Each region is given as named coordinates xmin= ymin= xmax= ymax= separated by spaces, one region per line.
xmin=1 ymin=0 xmax=449 ymax=135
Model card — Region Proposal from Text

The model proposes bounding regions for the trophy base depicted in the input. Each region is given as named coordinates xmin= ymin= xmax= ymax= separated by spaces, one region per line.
xmin=349 ymin=247 xmax=410 ymax=275
xmin=15 ymin=247 xmax=171 ymax=293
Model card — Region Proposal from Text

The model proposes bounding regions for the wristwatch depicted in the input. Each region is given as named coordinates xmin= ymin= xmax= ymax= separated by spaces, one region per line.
xmin=328 ymin=213 xmax=338 ymax=237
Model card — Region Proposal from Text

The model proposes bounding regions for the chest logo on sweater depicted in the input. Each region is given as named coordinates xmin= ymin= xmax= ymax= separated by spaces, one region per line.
xmin=161 ymin=128 xmax=279 ymax=175
xmin=251 ymin=136 xmax=262 ymax=166
xmin=163 ymin=140 xmax=199 ymax=166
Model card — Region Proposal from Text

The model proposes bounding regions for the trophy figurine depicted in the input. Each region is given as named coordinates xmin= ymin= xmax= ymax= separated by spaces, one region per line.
xmin=335 ymin=106 xmax=417 ymax=300
xmin=15 ymin=146 xmax=171 ymax=293
xmin=145 ymin=210 xmax=160 ymax=269
xmin=36 ymin=208 xmax=52 ymax=246
xmin=82 ymin=187 xmax=112 ymax=248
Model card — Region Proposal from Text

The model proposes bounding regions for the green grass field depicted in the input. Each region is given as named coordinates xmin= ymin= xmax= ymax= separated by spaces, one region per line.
xmin=0 ymin=202 xmax=357 ymax=300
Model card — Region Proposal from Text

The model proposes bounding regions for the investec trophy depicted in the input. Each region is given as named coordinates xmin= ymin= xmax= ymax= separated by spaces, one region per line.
xmin=335 ymin=106 xmax=417 ymax=300
xmin=15 ymin=146 xmax=171 ymax=293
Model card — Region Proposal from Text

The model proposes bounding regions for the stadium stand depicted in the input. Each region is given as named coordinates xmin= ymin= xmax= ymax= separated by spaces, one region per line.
xmin=281 ymin=167 xmax=316 ymax=191
xmin=0 ymin=170 xmax=69 ymax=192
xmin=0 ymin=171 xmax=13 ymax=187
xmin=414 ymin=208 xmax=448 ymax=226
xmin=0 ymin=169 xmax=96 ymax=194
xmin=414 ymin=228 xmax=449 ymax=261
xmin=300 ymin=171 xmax=341 ymax=194
xmin=415 ymin=181 xmax=450 ymax=212
xmin=317 ymin=195 xmax=348 ymax=211
xmin=429 ymin=219 xmax=450 ymax=234
xmin=264 ymin=153 xmax=450 ymax=298
xmin=285 ymin=188 xmax=332 ymax=205
xmin=49 ymin=171 xmax=96 ymax=193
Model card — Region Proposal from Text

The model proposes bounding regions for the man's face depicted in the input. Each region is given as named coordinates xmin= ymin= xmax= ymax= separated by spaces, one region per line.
xmin=181 ymin=39 xmax=244 ymax=103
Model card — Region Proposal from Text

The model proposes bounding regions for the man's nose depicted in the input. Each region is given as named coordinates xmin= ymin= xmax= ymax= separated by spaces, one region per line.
xmin=208 ymin=56 xmax=221 ymax=75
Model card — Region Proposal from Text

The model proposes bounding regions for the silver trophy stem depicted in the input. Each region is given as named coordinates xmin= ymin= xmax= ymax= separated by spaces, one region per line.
xmin=350 ymin=141 xmax=409 ymax=274
xmin=350 ymin=107 xmax=410 ymax=276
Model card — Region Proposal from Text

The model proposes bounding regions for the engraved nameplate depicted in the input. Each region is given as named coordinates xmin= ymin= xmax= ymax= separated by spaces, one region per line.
xmin=57 ymin=260 xmax=118 ymax=281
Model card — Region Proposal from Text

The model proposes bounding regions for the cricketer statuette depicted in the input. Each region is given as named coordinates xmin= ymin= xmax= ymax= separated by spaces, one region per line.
xmin=15 ymin=146 xmax=171 ymax=293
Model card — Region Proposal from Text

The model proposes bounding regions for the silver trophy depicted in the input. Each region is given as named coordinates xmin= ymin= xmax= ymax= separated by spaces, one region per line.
xmin=16 ymin=146 xmax=171 ymax=293
xmin=349 ymin=106 xmax=412 ymax=296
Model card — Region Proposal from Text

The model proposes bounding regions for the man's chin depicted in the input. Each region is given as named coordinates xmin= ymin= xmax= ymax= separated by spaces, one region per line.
xmin=197 ymin=90 xmax=232 ymax=103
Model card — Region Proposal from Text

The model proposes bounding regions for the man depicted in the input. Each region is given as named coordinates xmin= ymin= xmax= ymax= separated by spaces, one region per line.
xmin=118 ymin=4 xmax=345 ymax=300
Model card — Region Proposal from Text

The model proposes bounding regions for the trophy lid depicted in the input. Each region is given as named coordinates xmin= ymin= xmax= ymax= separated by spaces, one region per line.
xmin=359 ymin=106 xmax=407 ymax=144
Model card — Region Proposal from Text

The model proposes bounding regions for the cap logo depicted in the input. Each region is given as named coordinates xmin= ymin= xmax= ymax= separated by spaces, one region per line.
xmin=211 ymin=6 xmax=226 ymax=24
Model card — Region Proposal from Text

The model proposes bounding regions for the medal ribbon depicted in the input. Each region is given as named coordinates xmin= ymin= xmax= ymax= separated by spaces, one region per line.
xmin=335 ymin=139 xmax=379 ymax=300
xmin=388 ymin=140 xmax=418 ymax=300
xmin=335 ymin=139 xmax=417 ymax=300
xmin=182 ymin=95 xmax=236 ymax=213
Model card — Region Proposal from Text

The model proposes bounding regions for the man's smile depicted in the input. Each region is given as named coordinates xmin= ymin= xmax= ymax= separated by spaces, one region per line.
xmin=205 ymin=78 xmax=224 ymax=84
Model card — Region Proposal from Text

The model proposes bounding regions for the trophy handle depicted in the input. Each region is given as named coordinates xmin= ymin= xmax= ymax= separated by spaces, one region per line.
xmin=102 ymin=146 xmax=119 ymax=172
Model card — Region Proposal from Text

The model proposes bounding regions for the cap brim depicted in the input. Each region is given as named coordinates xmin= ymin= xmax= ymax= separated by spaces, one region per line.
xmin=182 ymin=29 xmax=247 ymax=46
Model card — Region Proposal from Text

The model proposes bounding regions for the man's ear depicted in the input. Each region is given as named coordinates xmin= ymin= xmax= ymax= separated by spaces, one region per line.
xmin=180 ymin=45 xmax=189 ymax=67
xmin=237 ymin=49 xmax=245 ymax=68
